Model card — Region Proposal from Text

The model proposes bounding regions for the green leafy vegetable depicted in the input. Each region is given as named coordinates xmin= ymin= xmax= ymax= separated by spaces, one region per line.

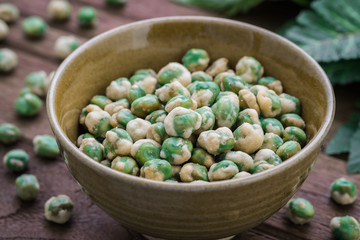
xmin=321 ymin=60 xmax=360 ymax=85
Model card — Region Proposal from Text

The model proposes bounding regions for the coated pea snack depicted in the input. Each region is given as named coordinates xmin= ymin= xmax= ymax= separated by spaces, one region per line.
xmin=330 ymin=216 xmax=360 ymax=240
xmin=15 ymin=88 xmax=43 ymax=116
xmin=0 ymin=123 xmax=21 ymax=144
xmin=3 ymin=149 xmax=29 ymax=172
xmin=77 ymin=49 xmax=308 ymax=182
xmin=286 ymin=198 xmax=314 ymax=224
xmin=0 ymin=48 xmax=17 ymax=72
xmin=44 ymin=194 xmax=74 ymax=224
xmin=77 ymin=6 xmax=97 ymax=28
xmin=22 ymin=16 xmax=47 ymax=38
xmin=0 ymin=3 xmax=19 ymax=23
xmin=25 ymin=71 xmax=50 ymax=97
xmin=15 ymin=174 xmax=40 ymax=201
xmin=0 ymin=19 xmax=8 ymax=41
xmin=330 ymin=178 xmax=357 ymax=205
xmin=47 ymin=0 xmax=72 ymax=21
xmin=54 ymin=35 xmax=80 ymax=60
xmin=33 ymin=135 xmax=60 ymax=158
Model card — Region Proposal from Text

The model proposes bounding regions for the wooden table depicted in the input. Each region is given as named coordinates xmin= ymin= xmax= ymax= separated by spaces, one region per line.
xmin=0 ymin=0 xmax=359 ymax=239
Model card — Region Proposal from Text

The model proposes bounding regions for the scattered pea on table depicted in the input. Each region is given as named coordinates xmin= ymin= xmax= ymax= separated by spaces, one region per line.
xmin=3 ymin=149 xmax=29 ymax=172
xmin=0 ymin=123 xmax=20 ymax=144
xmin=77 ymin=6 xmax=97 ymax=28
xmin=54 ymin=35 xmax=80 ymax=60
xmin=330 ymin=216 xmax=360 ymax=240
xmin=0 ymin=19 xmax=8 ymax=40
xmin=33 ymin=135 xmax=60 ymax=158
xmin=0 ymin=3 xmax=19 ymax=23
xmin=44 ymin=194 xmax=74 ymax=224
xmin=286 ymin=198 xmax=314 ymax=225
xmin=0 ymin=48 xmax=17 ymax=72
xmin=330 ymin=178 xmax=357 ymax=205
xmin=15 ymin=174 xmax=40 ymax=201
xmin=47 ymin=0 xmax=72 ymax=21
xmin=22 ymin=16 xmax=47 ymax=38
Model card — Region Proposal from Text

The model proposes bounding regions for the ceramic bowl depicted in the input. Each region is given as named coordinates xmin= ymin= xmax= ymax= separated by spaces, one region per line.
xmin=47 ymin=16 xmax=334 ymax=240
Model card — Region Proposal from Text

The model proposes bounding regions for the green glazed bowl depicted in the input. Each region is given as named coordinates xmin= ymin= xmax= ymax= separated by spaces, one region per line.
xmin=47 ymin=16 xmax=334 ymax=240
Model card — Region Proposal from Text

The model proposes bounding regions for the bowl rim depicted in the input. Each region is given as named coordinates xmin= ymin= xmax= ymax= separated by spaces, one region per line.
xmin=47 ymin=16 xmax=335 ymax=190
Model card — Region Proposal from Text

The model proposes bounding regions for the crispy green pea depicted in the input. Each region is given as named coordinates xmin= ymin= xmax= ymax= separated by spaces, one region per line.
xmin=111 ymin=156 xmax=139 ymax=175
xmin=15 ymin=174 xmax=39 ymax=201
xmin=276 ymin=140 xmax=301 ymax=160
xmin=191 ymin=71 xmax=212 ymax=82
xmin=131 ymin=95 xmax=161 ymax=118
xmin=110 ymin=110 xmax=135 ymax=128
xmin=238 ymin=89 xmax=260 ymax=114
xmin=140 ymin=159 xmax=172 ymax=181
xmin=155 ymin=80 xmax=190 ymax=103
xmin=0 ymin=123 xmax=20 ymax=144
xmin=330 ymin=178 xmax=357 ymax=205
xmin=128 ymin=85 xmax=146 ymax=102
xmin=79 ymin=138 xmax=104 ymax=162
xmin=25 ymin=71 xmax=48 ymax=97
xmin=330 ymin=216 xmax=360 ymax=240
xmin=194 ymin=106 xmax=215 ymax=134
xmin=0 ymin=3 xmax=19 ymax=23
xmin=126 ymin=118 xmax=151 ymax=142
xmin=280 ymin=93 xmax=301 ymax=115
xmin=254 ymin=149 xmax=282 ymax=166
xmin=257 ymin=76 xmax=283 ymax=95
xmin=160 ymin=137 xmax=193 ymax=165
xmin=129 ymin=74 xmax=157 ymax=94
xmin=15 ymin=91 xmax=43 ymax=116
xmin=182 ymin=48 xmax=210 ymax=72
xmin=134 ymin=68 xmax=156 ymax=78
xmin=157 ymin=62 xmax=191 ymax=86
xmin=235 ymin=56 xmax=264 ymax=84
xmin=220 ymin=151 xmax=254 ymax=172
xmin=260 ymin=118 xmax=284 ymax=136
xmin=187 ymin=81 xmax=220 ymax=107
xmin=233 ymin=171 xmax=251 ymax=179
xmin=250 ymin=160 xmax=275 ymax=174
xmin=164 ymin=107 xmax=202 ymax=138
xmin=44 ymin=195 xmax=74 ymax=224
xmin=260 ymin=132 xmax=283 ymax=152
xmin=3 ymin=149 xmax=29 ymax=172
xmin=205 ymin=58 xmax=229 ymax=77
xmin=249 ymin=85 xmax=268 ymax=96
xmin=103 ymin=128 xmax=133 ymax=160
xmin=22 ymin=16 xmax=47 ymax=37
xmin=0 ymin=48 xmax=18 ymax=72
xmin=145 ymin=110 xmax=167 ymax=124
xmin=77 ymin=6 xmax=97 ymax=27
xmin=47 ymin=0 xmax=72 ymax=21
xmin=197 ymin=127 xmax=235 ymax=155
xmin=165 ymin=95 xmax=197 ymax=113
xmin=146 ymin=122 xmax=169 ymax=144
xmin=257 ymin=89 xmax=282 ymax=118
xmin=106 ymin=77 xmax=131 ymax=101
xmin=208 ymin=160 xmax=239 ymax=181
xmin=190 ymin=148 xmax=215 ymax=169
xmin=211 ymin=93 xmax=239 ymax=128
xmin=237 ymin=109 xmax=260 ymax=127
xmin=100 ymin=159 xmax=111 ymax=167
xmin=54 ymin=35 xmax=80 ymax=60
xmin=180 ymin=163 xmax=209 ymax=182
xmin=79 ymin=104 xmax=102 ymax=126
xmin=283 ymin=126 xmax=307 ymax=147
xmin=233 ymin=123 xmax=264 ymax=154
xmin=90 ymin=95 xmax=112 ymax=109
xmin=220 ymin=75 xmax=248 ymax=94
xmin=286 ymin=198 xmax=314 ymax=224
xmin=85 ymin=110 xmax=112 ymax=138
xmin=131 ymin=139 xmax=161 ymax=166
xmin=104 ymin=99 xmax=129 ymax=115
xmin=281 ymin=113 xmax=306 ymax=130
xmin=33 ymin=135 xmax=60 ymax=158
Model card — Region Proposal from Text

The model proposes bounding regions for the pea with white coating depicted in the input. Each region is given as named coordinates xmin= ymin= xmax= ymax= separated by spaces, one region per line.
xmin=205 ymin=58 xmax=229 ymax=77
xmin=238 ymin=89 xmax=260 ymax=114
xmin=54 ymin=35 xmax=80 ymax=60
xmin=260 ymin=132 xmax=283 ymax=152
xmin=251 ymin=160 xmax=275 ymax=174
xmin=146 ymin=122 xmax=168 ymax=144
xmin=79 ymin=138 xmax=104 ymax=162
xmin=128 ymin=85 xmax=146 ymax=102
xmin=126 ymin=118 xmax=151 ymax=141
xmin=260 ymin=118 xmax=284 ymax=136
xmin=233 ymin=123 xmax=264 ymax=154
xmin=235 ymin=56 xmax=264 ymax=84
xmin=103 ymin=128 xmax=133 ymax=160
xmin=160 ymin=137 xmax=193 ymax=165
xmin=194 ymin=106 xmax=215 ymax=134
xmin=190 ymin=148 xmax=215 ymax=169
xmin=279 ymin=93 xmax=301 ymax=115
xmin=80 ymin=104 xmax=102 ymax=126
xmin=22 ymin=16 xmax=47 ymax=37
xmin=283 ymin=126 xmax=307 ymax=147
xmin=165 ymin=95 xmax=197 ymax=113
xmin=249 ymin=85 xmax=268 ymax=96
xmin=104 ymin=99 xmax=129 ymax=115
xmin=100 ymin=159 xmax=111 ymax=167
xmin=0 ymin=3 xmax=19 ymax=23
xmin=33 ymin=135 xmax=60 ymax=158
xmin=187 ymin=81 xmax=220 ymax=107
xmin=24 ymin=71 xmax=49 ymax=97
xmin=15 ymin=90 xmax=43 ymax=116
xmin=157 ymin=62 xmax=191 ymax=86
xmin=330 ymin=178 xmax=357 ymax=205
xmin=276 ymin=140 xmax=301 ymax=160
xmin=254 ymin=149 xmax=282 ymax=166
xmin=140 ymin=159 xmax=172 ymax=181
xmin=233 ymin=171 xmax=251 ymax=179
xmin=145 ymin=110 xmax=167 ymax=124
xmin=0 ymin=48 xmax=17 ymax=72
xmin=191 ymin=71 xmax=212 ymax=82
xmin=111 ymin=156 xmax=139 ymax=175
xmin=0 ymin=19 xmax=8 ymax=41
xmin=220 ymin=151 xmax=254 ymax=172
xmin=182 ymin=48 xmax=210 ymax=72
xmin=110 ymin=110 xmax=135 ymax=128
xmin=131 ymin=139 xmax=161 ymax=166
xmin=0 ymin=123 xmax=20 ymax=144
xmin=180 ymin=163 xmax=209 ymax=182
xmin=211 ymin=93 xmax=239 ymax=128
xmin=213 ymin=71 xmax=235 ymax=87
xmin=220 ymin=75 xmax=248 ymax=94
xmin=197 ymin=127 xmax=235 ymax=155
xmin=134 ymin=68 xmax=156 ymax=77
xmin=77 ymin=6 xmax=97 ymax=27
xmin=280 ymin=113 xmax=306 ymax=130
xmin=286 ymin=198 xmax=314 ymax=224
xmin=257 ymin=76 xmax=283 ymax=95
xmin=208 ymin=160 xmax=239 ymax=181
xmin=131 ymin=95 xmax=160 ymax=118
xmin=237 ymin=108 xmax=260 ymax=128
xmin=44 ymin=195 xmax=74 ymax=224
xmin=15 ymin=174 xmax=39 ymax=201
xmin=330 ymin=216 xmax=360 ymax=240
xmin=3 ymin=149 xmax=29 ymax=172
xmin=47 ymin=0 xmax=72 ymax=21
xmin=106 ymin=78 xmax=131 ymax=101
xmin=90 ymin=95 xmax=112 ymax=109
xmin=76 ymin=133 xmax=95 ymax=147
xmin=164 ymin=107 xmax=201 ymax=139
xmin=129 ymin=74 xmax=157 ymax=94
xmin=84 ymin=110 xmax=112 ymax=138
xmin=257 ymin=89 xmax=282 ymax=118
xmin=155 ymin=80 xmax=190 ymax=103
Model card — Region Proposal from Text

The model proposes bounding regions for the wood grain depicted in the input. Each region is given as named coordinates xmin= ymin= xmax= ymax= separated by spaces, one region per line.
xmin=0 ymin=0 xmax=358 ymax=239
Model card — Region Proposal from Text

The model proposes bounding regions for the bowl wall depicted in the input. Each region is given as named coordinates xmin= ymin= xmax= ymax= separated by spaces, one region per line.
xmin=48 ymin=17 xmax=334 ymax=240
